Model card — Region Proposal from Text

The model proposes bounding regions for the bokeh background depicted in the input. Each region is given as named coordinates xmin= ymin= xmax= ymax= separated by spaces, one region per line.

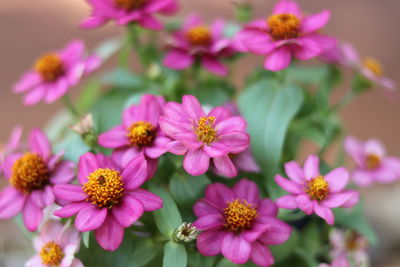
xmin=1 ymin=0 xmax=400 ymax=266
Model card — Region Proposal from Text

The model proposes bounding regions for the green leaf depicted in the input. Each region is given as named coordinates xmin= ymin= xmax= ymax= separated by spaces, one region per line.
xmin=54 ymin=132 xmax=90 ymax=162
xmin=169 ymin=173 xmax=210 ymax=206
xmin=270 ymin=228 xmax=299 ymax=263
xmin=126 ymin=238 xmax=161 ymax=267
xmin=82 ymin=231 xmax=90 ymax=248
xmin=94 ymin=38 xmax=122 ymax=61
xmin=163 ymin=241 xmax=187 ymax=267
xmin=187 ymin=250 xmax=216 ymax=267
xmin=76 ymin=80 xmax=102 ymax=113
xmin=102 ymin=69 xmax=144 ymax=89
xmin=192 ymin=79 xmax=235 ymax=107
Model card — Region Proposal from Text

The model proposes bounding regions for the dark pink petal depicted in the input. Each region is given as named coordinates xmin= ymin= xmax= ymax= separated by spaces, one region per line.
xmin=276 ymin=195 xmax=298 ymax=209
xmin=264 ymin=46 xmax=292 ymax=71
xmin=325 ymin=167 xmax=349 ymax=192
xmin=42 ymin=185 xmax=55 ymax=206
xmin=145 ymin=0 xmax=172 ymax=13
xmin=303 ymin=154 xmax=319 ymax=180
xmin=112 ymin=195 xmax=144 ymax=227
xmin=111 ymin=147 xmax=141 ymax=169
xmin=258 ymin=216 xmax=292 ymax=245
xmin=23 ymin=200 xmax=43 ymax=231
xmin=183 ymin=149 xmax=210 ymax=176
xmin=313 ymin=202 xmax=334 ymax=225
xmin=251 ymin=241 xmax=274 ymax=267
xmin=352 ymin=169 xmax=373 ymax=187
xmin=300 ymin=10 xmax=331 ymax=34
xmin=213 ymin=155 xmax=238 ymax=178
xmin=23 ymin=86 xmax=46 ymax=106
xmin=238 ymin=29 xmax=276 ymax=55
xmin=54 ymin=202 xmax=91 ymax=218
xmin=78 ymin=152 xmax=99 ymax=184
xmin=182 ymin=95 xmax=205 ymax=121
xmin=29 ymin=128 xmax=51 ymax=160
xmin=221 ymin=233 xmax=251 ymax=264
xmin=205 ymin=183 xmax=235 ymax=208
xmin=194 ymin=213 xmax=224 ymax=230
xmin=215 ymin=116 xmax=247 ymax=135
xmin=147 ymin=157 xmax=158 ymax=179
xmin=75 ymin=205 xmax=107 ymax=231
xmin=197 ymin=229 xmax=225 ymax=256
xmin=121 ymin=155 xmax=147 ymax=190
xmin=157 ymin=0 xmax=178 ymax=14
xmin=293 ymin=36 xmax=322 ymax=60
xmin=217 ymin=132 xmax=250 ymax=154
xmin=272 ymin=0 xmax=302 ymax=17
xmin=128 ymin=189 xmax=163 ymax=211
xmin=322 ymin=191 xmax=356 ymax=208
xmin=80 ymin=16 xmax=108 ymax=29
xmin=275 ymin=175 xmax=303 ymax=194
xmin=193 ymin=199 xmax=220 ymax=217
xmin=201 ymin=56 xmax=228 ymax=76
xmin=208 ymin=107 xmax=230 ymax=122
xmin=0 ymin=186 xmax=26 ymax=219
xmin=241 ymin=215 xmax=270 ymax=242
xmin=145 ymin=136 xmax=170 ymax=159
xmin=163 ymin=49 xmax=194 ymax=69
xmin=14 ymin=71 xmax=41 ymax=93
xmin=50 ymin=161 xmax=75 ymax=184
xmin=53 ymin=184 xmax=86 ymax=202
xmin=166 ymin=141 xmax=188 ymax=155
xmin=98 ymin=125 xmax=129 ymax=148
xmin=296 ymin=194 xmax=313 ymax=214
xmin=257 ymin=199 xmax=278 ymax=216
xmin=138 ymin=16 xmax=163 ymax=31
xmin=135 ymin=94 xmax=165 ymax=126
xmin=284 ymin=161 xmax=305 ymax=183
xmin=233 ymin=179 xmax=260 ymax=204
xmin=95 ymin=216 xmax=124 ymax=251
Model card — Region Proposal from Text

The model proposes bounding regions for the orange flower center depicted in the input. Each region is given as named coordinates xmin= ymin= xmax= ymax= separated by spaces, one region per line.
xmin=365 ymin=153 xmax=381 ymax=170
xmin=195 ymin=116 xmax=217 ymax=145
xmin=10 ymin=152 xmax=49 ymax=194
xmin=186 ymin=26 xmax=212 ymax=46
xmin=224 ymin=199 xmax=258 ymax=232
xmin=267 ymin=13 xmax=300 ymax=40
xmin=114 ymin=0 xmax=147 ymax=10
xmin=34 ymin=53 xmax=65 ymax=82
xmin=345 ymin=232 xmax=360 ymax=251
xmin=363 ymin=57 xmax=383 ymax=77
xmin=127 ymin=121 xmax=155 ymax=147
xmin=83 ymin=168 xmax=124 ymax=208
xmin=40 ymin=241 xmax=64 ymax=266
xmin=306 ymin=176 xmax=329 ymax=201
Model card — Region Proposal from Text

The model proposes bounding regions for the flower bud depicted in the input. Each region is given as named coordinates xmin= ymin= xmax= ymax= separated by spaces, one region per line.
xmin=70 ymin=114 xmax=94 ymax=135
xmin=173 ymin=222 xmax=199 ymax=242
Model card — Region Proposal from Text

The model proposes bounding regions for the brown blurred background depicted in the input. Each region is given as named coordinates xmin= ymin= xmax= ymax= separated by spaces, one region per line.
xmin=1 ymin=0 xmax=400 ymax=266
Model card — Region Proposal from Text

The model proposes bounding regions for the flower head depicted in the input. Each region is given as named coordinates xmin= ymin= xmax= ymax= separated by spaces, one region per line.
xmin=13 ymin=40 xmax=101 ymax=106
xmin=98 ymin=94 xmax=170 ymax=178
xmin=0 ymin=129 xmax=75 ymax=231
xmin=163 ymin=14 xmax=236 ymax=76
xmin=234 ymin=0 xmax=336 ymax=71
xmin=275 ymin=155 xmax=359 ymax=225
xmin=80 ymin=0 xmax=178 ymax=30
xmin=344 ymin=137 xmax=400 ymax=186
xmin=25 ymin=220 xmax=83 ymax=267
xmin=193 ymin=179 xmax=291 ymax=266
xmin=159 ymin=95 xmax=250 ymax=177
xmin=53 ymin=153 xmax=163 ymax=251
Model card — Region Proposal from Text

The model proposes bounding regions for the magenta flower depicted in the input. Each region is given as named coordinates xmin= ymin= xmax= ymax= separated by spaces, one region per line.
xmin=159 ymin=95 xmax=250 ymax=177
xmin=234 ymin=0 xmax=335 ymax=71
xmin=26 ymin=220 xmax=83 ymax=267
xmin=13 ymin=40 xmax=101 ymax=106
xmin=80 ymin=0 xmax=178 ymax=30
xmin=193 ymin=179 xmax=291 ymax=266
xmin=344 ymin=137 xmax=400 ymax=186
xmin=0 ymin=126 xmax=23 ymax=175
xmin=163 ymin=14 xmax=235 ymax=76
xmin=98 ymin=94 xmax=170 ymax=177
xmin=53 ymin=153 xmax=163 ymax=251
xmin=0 ymin=129 xmax=75 ymax=231
xmin=275 ymin=155 xmax=359 ymax=225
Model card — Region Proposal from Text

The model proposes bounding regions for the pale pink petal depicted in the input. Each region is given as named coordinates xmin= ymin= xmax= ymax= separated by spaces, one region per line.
xmin=50 ymin=161 xmax=75 ymax=184
xmin=276 ymin=195 xmax=298 ymax=209
xmin=364 ymin=139 xmax=385 ymax=158
xmin=183 ymin=149 xmax=210 ymax=176
xmin=221 ymin=233 xmax=251 ymax=264
xmin=352 ymin=169 xmax=373 ymax=187
xmin=95 ymin=216 xmax=124 ymax=251
xmin=26 ymin=255 xmax=45 ymax=267
xmin=264 ymin=46 xmax=292 ymax=71
xmin=80 ymin=16 xmax=108 ymax=29
xmin=314 ymin=202 xmax=334 ymax=225
xmin=23 ymin=86 xmax=46 ymax=106
xmin=44 ymin=78 xmax=69 ymax=103
xmin=284 ymin=161 xmax=305 ymax=183
xmin=300 ymin=10 xmax=331 ymax=34
xmin=341 ymin=190 xmax=359 ymax=208
xmin=112 ymin=195 xmax=144 ymax=227
xmin=14 ymin=71 xmax=42 ymax=93
xmin=215 ymin=116 xmax=247 ymax=135
xmin=217 ymin=132 xmax=250 ymax=154
xmin=213 ymin=155 xmax=238 ymax=178
xmin=303 ymin=154 xmax=320 ymax=180
xmin=75 ymin=205 xmax=107 ymax=231
xmin=29 ymin=129 xmax=52 ymax=160
xmin=275 ymin=175 xmax=303 ymax=194
xmin=322 ymin=191 xmax=355 ymax=208
xmin=145 ymin=136 xmax=170 ymax=159
xmin=344 ymin=137 xmax=365 ymax=167
xmin=325 ymin=167 xmax=349 ymax=192
xmin=203 ymin=142 xmax=230 ymax=158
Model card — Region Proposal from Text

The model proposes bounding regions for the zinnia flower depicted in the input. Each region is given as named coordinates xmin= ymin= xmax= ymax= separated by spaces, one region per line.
xmin=159 ymin=95 xmax=250 ymax=177
xmin=80 ymin=0 xmax=178 ymax=30
xmin=53 ymin=153 xmax=163 ymax=251
xmin=25 ymin=220 xmax=83 ymax=267
xmin=163 ymin=14 xmax=235 ymax=76
xmin=344 ymin=137 xmax=400 ymax=186
xmin=13 ymin=40 xmax=101 ymax=106
xmin=234 ymin=0 xmax=335 ymax=71
xmin=0 ymin=126 xmax=23 ymax=175
xmin=98 ymin=94 xmax=170 ymax=177
xmin=0 ymin=129 xmax=75 ymax=231
xmin=193 ymin=179 xmax=291 ymax=266
xmin=275 ymin=154 xmax=359 ymax=225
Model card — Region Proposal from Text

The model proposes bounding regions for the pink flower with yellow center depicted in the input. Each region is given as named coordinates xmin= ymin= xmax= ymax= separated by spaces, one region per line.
xmin=193 ymin=179 xmax=291 ymax=266
xmin=0 ymin=129 xmax=75 ymax=231
xmin=159 ymin=95 xmax=250 ymax=177
xmin=13 ymin=40 xmax=101 ymax=106
xmin=53 ymin=153 xmax=163 ymax=251
xmin=275 ymin=155 xmax=359 ymax=225
xmin=98 ymin=94 xmax=170 ymax=178
xmin=163 ymin=14 xmax=236 ymax=76
xmin=26 ymin=220 xmax=83 ymax=267
xmin=234 ymin=0 xmax=336 ymax=71
xmin=80 ymin=0 xmax=178 ymax=30
xmin=344 ymin=137 xmax=400 ymax=186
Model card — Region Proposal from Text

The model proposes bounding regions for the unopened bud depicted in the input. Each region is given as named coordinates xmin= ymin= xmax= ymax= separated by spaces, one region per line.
xmin=173 ymin=222 xmax=199 ymax=242
xmin=70 ymin=114 xmax=94 ymax=135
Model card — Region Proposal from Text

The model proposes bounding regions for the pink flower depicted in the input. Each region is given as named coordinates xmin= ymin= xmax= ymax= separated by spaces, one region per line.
xmin=344 ymin=137 xmax=400 ymax=186
xmin=159 ymin=95 xmax=250 ymax=177
xmin=319 ymin=42 xmax=345 ymax=65
xmin=53 ymin=153 xmax=163 ymax=251
xmin=193 ymin=179 xmax=291 ymax=267
xmin=26 ymin=220 xmax=83 ymax=267
xmin=163 ymin=14 xmax=235 ymax=76
xmin=275 ymin=154 xmax=359 ymax=225
xmin=0 ymin=126 xmax=23 ymax=175
xmin=234 ymin=0 xmax=335 ymax=71
xmin=80 ymin=0 xmax=178 ymax=30
xmin=13 ymin=40 xmax=101 ymax=106
xmin=0 ymin=129 xmax=75 ymax=231
xmin=98 ymin=94 xmax=170 ymax=178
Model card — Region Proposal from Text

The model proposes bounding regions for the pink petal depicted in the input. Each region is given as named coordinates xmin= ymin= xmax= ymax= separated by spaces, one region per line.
xmin=95 ymin=216 xmax=124 ymax=251
xmin=294 ymin=36 xmax=322 ymax=60
xmin=40 ymin=220 xmax=64 ymax=242
xmin=341 ymin=190 xmax=359 ymax=208
xmin=60 ymin=39 xmax=85 ymax=67
xmin=238 ymin=29 xmax=276 ymax=55
xmin=50 ymin=161 xmax=75 ymax=184
xmin=303 ymin=154 xmax=320 ymax=180
xmin=233 ymin=149 xmax=260 ymax=173
xmin=217 ymin=132 xmax=250 ymax=154
xmin=241 ymin=216 xmax=270 ymax=242
xmin=75 ymin=205 xmax=107 ymax=231
xmin=233 ymin=179 xmax=260 ymax=204
xmin=111 ymin=147 xmax=141 ymax=169
xmin=44 ymin=78 xmax=69 ymax=103
xmin=284 ymin=161 xmax=305 ymax=183
xmin=213 ymin=155 xmax=238 ymax=178
xmin=145 ymin=136 xmax=170 ymax=158
xmin=264 ymin=46 xmax=292 ymax=71
xmin=342 ymin=43 xmax=361 ymax=66
xmin=221 ymin=233 xmax=251 ymax=264
xmin=23 ymin=200 xmax=43 ymax=231
xmin=29 ymin=128 xmax=51 ymax=160
xmin=166 ymin=141 xmax=188 ymax=155
xmin=182 ymin=95 xmax=205 ymax=121
xmin=25 ymin=255 xmax=45 ymax=267
xmin=138 ymin=16 xmax=163 ymax=31
xmin=276 ymin=195 xmax=298 ymax=209
xmin=23 ymin=86 xmax=46 ymax=106
xmin=272 ymin=0 xmax=302 ymax=17
xmin=300 ymin=10 xmax=331 ymax=34
xmin=325 ymin=167 xmax=349 ymax=193
xmin=135 ymin=94 xmax=165 ymax=126
xmin=183 ymin=149 xmax=210 ymax=176
xmin=275 ymin=175 xmax=303 ymax=194
xmin=163 ymin=49 xmax=194 ymax=70
xmin=54 ymin=202 xmax=91 ymax=218
xmin=121 ymin=155 xmax=147 ymax=190
xmin=251 ymin=241 xmax=274 ymax=267
xmin=59 ymin=227 xmax=81 ymax=248
xmin=344 ymin=137 xmax=365 ymax=167
xmin=322 ymin=191 xmax=356 ymax=208
xmin=296 ymin=194 xmax=313 ymax=214
xmin=53 ymin=184 xmax=86 ymax=202
xmin=128 ymin=189 xmax=163 ymax=211
xmin=203 ymin=142 xmax=230 ymax=158
xmin=215 ymin=116 xmax=247 ymax=135
xmin=313 ymin=202 xmax=334 ymax=225
xmin=0 ymin=186 xmax=26 ymax=219
xmin=201 ymin=56 xmax=228 ymax=76
xmin=112 ymin=195 xmax=144 ymax=227
xmin=14 ymin=71 xmax=42 ymax=93
xmin=205 ymin=183 xmax=235 ymax=207
xmin=257 ymin=199 xmax=278 ymax=217
xmin=352 ymin=169 xmax=373 ymax=187
xmin=98 ymin=125 xmax=130 ymax=148
xmin=197 ymin=229 xmax=226 ymax=256
xmin=193 ymin=199 xmax=220 ymax=217
xmin=364 ymin=139 xmax=385 ymax=158
xmin=194 ymin=213 xmax=224 ymax=230
xmin=80 ymin=16 xmax=108 ymax=29
xmin=182 ymin=14 xmax=203 ymax=30
xmin=258 ymin=217 xmax=292 ymax=245
xmin=78 ymin=152 xmax=99 ymax=184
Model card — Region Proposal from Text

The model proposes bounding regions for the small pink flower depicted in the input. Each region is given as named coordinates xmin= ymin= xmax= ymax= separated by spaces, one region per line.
xmin=98 ymin=94 xmax=170 ymax=178
xmin=53 ymin=153 xmax=163 ymax=251
xmin=159 ymin=95 xmax=250 ymax=177
xmin=163 ymin=14 xmax=235 ymax=76
xmin=234 ymin=0 xmax=336 ymax=71
xmin=80 ymin=0 xmax=178 ymax=30
xmin=0 ymin=126 xmax=23 ymax=175
xmin=193 ymin=179 xmax=291 ymax=267
xmin=275 ymin=154 xmax=359 ymax=225
xmin=13 ymin=40 xmax=101 ymax=106
xmin=344 ymin=137 xmax=400 ymax=186
xmin=0 ymin=129 xmax=75 ymax=231
xmin=26 ymin=220 xmax=83 ymax=267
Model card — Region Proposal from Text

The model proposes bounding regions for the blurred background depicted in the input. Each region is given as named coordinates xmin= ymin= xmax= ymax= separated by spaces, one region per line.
xmin=0 ymin=0 xmax=399 ymax=266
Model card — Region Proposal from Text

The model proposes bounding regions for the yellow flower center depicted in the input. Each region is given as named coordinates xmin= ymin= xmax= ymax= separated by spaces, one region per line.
xmin=365 ymin=153 xmax=381 ymax=170
xmin=195 ymin=116 xmax=217 ymax=145
xmin=127 ymin=121 xmax=155 ymax=147
xmin=345 ymin=232 xmax=360 ymax=251
xmin=34 ymin=53 xmax=65 ymax=82
xmin=267 ymin=13 xmax=300 ymax=40
xmin=186 ymin=26 xmax=212 ymax=46
xmin=363 ymin=57 xmax=383 ymax=76
xmin=114 ymin=0 xmax=147 ymax=10
xmin=10 ymin=152 xmax=49 ymax=194
xmin=40 ymin=241 xmax=64 ymax=266
xmin=224 ymin=199 xmax=258 ymax=232
xmin=83 ymin=168 xmax=124 ymax=208
xmin=306 ymin=176 xmax=329 ymax=201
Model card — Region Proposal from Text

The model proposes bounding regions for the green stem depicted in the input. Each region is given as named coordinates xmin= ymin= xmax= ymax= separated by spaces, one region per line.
xmin=127 ymin=23 xmax=146 ymax=69
xmin=332 ymin=90 xmax=355 ymax=111
xmin=62 ymin=94 xmax=80 ymax=119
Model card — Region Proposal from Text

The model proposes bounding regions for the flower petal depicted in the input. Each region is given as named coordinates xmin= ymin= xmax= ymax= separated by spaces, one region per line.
xmin=196 ymin=229 xmax=225 ymax=256
xmin=54 ymin=202 xmax=91 ymax=218
xmin=325 ymin=167 xmax=349 ymax=192
xmin=284 ymin=161 xmax=305 ymax=183
xmin=221 ymin=233 xmax=251 ymax=265
xmin=95 ymin=216 xmax=125 ymax=251
xmin=275 ymin=175 xmax=303 ymax=194
xmin=23 ymin=199 xmax=43 ymax=231
xmin=183 ymin=149 xmax=210 ymax=176
xmin=300 ymin=10 xmax=331 ymax=34
xmin=78 ymin=152 xmax=99 ymax=184
xmin=264 ymin=46 xmax=292 ymax=71
xmin=201 ymin=56 xmax=228 ymax=76
xmin=193 ymin=199 xmax=220 ymax=217
xmin=251 ymin=241 xmax=274 ymax=267
xmin=276 ymin=195 xmax=298 ymax=209
xmin=213 ymin=155 xmax=238 ymax=178
xmin=98 ymin=125 xmax=130 ymax=148
xmin=257 ymin=199 xmax=278 ymax=217
xmin=303 ymin=154 xmax=320 ymax=180
xmin=53 ymin=184 xmax=87 ymax=202
xmin=258 ymin=217 xmax=292 ymax=245
xmin=121 ymin=155 xmax=147 ymax=190
xmin=233 ymin=179 xmax=260 ymax=204
xmin=29 ymin=129 xmax=51 ymax=160
xmin=0 ymin=186 xmax=26 ymax=219
xmin=112 ymin=195 xmax=144 ymax=227
xmin=344 ymin=137 xmax=365 ymax=167
xmin=194 ymin=214 xmax=224 ymax=230
xmin=50 ymin=161 xmax=75 ymax=184
xmin=75 ymin=205 xmax=107 ymax=231
xmin=182 ymin=95 xmax=205 ymax=121
xmin=163 ymin=49 xmax=194 ymax=70
xmin=128 ymin=189 xmax=163 ymax=211
xmin=313 ymin=201 xmax=334 ymax=225
xmin=296 ymin=194 xmax=313 ymax=214
xmin=205 ymin=183 xmax=235 ymax=208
